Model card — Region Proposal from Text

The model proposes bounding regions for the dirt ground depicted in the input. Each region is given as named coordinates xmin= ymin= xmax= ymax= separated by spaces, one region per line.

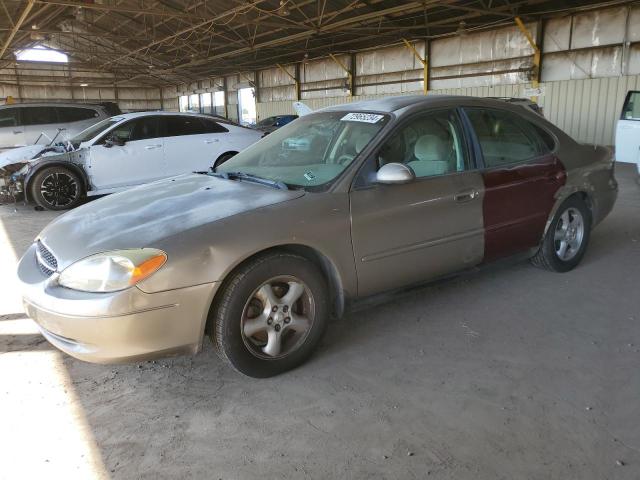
xmin=1 ymin=164 xmax=639 ymax=480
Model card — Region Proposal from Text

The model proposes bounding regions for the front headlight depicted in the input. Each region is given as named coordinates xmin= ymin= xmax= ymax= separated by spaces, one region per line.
xmin=58 ymin=249 xmax=167 ymax=293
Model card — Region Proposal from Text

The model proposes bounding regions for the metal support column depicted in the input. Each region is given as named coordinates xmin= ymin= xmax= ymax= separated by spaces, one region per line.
xmin=402 ymin=39 xmax=428 ymax=95
xmin=329 ymin=53 xmax=353 ymax=97
xmin=515 ymin=16 xmax=541 ymax=102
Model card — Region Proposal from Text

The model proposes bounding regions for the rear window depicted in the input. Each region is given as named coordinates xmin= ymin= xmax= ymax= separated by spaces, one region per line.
xmin=21 ymin=106 xmax=58 ymax=126
xmin=0 ymin=107 xmax=20 ymax=127
xmin=57 ymin=107 xmax=99 ymax=123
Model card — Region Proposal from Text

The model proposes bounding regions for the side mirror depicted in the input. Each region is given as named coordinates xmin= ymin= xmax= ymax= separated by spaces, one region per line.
xmin=104 ymin=136 xmax=125 ymax=148
xmin=376 ymin=162 xmax=415 ymax=185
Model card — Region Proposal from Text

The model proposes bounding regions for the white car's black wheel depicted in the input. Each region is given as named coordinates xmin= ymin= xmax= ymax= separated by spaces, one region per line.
xmin=532 ymin=196 xmax=591 ymax=272
xmin=31 ymin=166 xmax=83 ymax=211
xmin=211 ymin=253 xmax=329 ymax=377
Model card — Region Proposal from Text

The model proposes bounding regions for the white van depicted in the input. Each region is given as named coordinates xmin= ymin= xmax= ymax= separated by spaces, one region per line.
xmin=0 ymin=102 xmax=118 ymax=150
xmin=615 ymin=91 xmax=640 ymax=174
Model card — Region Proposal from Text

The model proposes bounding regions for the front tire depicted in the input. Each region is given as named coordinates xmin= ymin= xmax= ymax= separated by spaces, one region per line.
xmin=211 ymin=253 xmax=329 ymax=377
xmin=31 ymin=166 xmax=83 ymax=211
xmin=532 ymin=196 xmax=591 ymax=272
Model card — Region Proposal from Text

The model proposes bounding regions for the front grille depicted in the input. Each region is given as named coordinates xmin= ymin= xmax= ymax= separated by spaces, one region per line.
xmin=36 ymin=240 xmax=57 ymax=277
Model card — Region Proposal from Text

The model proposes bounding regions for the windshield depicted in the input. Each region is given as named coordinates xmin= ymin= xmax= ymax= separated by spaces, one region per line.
xmin=70 ymin=117 xmax=121 ymax=145
xmin=257 ymin=116 xmax=276 ymax=127
xmin=217 ymin=111 xmax=388 ymax=188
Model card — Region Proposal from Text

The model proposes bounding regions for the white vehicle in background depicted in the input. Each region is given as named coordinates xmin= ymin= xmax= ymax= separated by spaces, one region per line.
xmin=0 ymin=111 xmax=263 ymax=210
xmin=615 ymin=90 xmax=640 ymax=174
xmin=0 ymin=102 xmax=119 ymax=150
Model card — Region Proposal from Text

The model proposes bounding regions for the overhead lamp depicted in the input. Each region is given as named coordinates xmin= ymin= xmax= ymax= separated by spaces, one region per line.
xmin=456 ymin=20 xmax=467 ymax=37
xmin=278 ymin=0 xmax=290 ymax=17
xmin=80 ymin=83 xmax=88 ymax=87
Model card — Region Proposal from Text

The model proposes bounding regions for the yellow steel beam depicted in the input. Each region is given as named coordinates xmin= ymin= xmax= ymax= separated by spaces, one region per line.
xmin=515 ymin=16 xmax=541 ymax=101
xmin=329 ymin=53 xmax=353 ymax=96
xmin=276 ymin=63 xmax=300 ymax=100
xmin=0 ymin=0 xmax=35 ymax=60
xmin=402 ymin=38 xmax=428 ymax=95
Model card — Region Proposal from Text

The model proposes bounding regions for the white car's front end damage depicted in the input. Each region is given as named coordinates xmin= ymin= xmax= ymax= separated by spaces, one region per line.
xmin=0 ymin=144 xmax=86 ymax=205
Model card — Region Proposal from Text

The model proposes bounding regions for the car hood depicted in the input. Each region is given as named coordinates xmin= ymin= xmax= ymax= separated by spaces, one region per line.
xmin=38 ymin=173 xmax=305 ymax=269
xmin=0 ymin=145 xmax=46 ymax=169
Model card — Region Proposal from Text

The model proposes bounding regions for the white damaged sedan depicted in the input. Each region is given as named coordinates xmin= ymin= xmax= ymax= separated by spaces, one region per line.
xmin=0 ymin=111 xmax=263 ymax=210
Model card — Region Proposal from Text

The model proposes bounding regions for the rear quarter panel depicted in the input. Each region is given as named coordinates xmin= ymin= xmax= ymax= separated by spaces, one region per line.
xmin=547 ymin=140 xmax=617 ymax=231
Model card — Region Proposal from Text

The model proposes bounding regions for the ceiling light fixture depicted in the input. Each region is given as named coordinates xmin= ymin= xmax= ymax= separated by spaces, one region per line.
xmin=278 ymin=0 xmax=290 ymax=17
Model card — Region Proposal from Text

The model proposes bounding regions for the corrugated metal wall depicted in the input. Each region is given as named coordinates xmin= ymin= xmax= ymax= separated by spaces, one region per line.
xmin=164 ymin=4 xmax=640 ymax=147
xmin=255 ymin=74 xmax=640 ymax=146
xmin=1 ymin=63 xmax=163 ymax=111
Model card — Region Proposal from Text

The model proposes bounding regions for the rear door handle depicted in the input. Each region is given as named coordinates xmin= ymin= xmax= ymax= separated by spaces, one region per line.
xmin=204 ymin=139 xmax=219 ymax=144
xmin=13 ymin=130 xmax=22 ymax=134
xmin=144 ymin=144 xmax=162 ymax=150
xmin=454 ymin=189 xmax=479 ymax=203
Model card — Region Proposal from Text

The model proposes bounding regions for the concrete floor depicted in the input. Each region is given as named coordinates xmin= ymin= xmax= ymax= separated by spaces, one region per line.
xmin=1 ymin=164 xmax=639 ymax=480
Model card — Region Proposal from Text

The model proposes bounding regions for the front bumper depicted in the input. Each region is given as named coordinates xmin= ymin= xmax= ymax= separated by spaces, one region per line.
xmin=18 ymin=243 xmax=220 ymax=363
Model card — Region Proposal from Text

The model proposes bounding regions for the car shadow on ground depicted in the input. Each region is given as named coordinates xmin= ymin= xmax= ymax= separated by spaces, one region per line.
xmin=1 ymin=164 xmax=639 ymax=479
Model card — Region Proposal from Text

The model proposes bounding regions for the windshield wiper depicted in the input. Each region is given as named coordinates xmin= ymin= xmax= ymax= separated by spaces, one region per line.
xmin=210 ymin=171 xmax=288 ymax=190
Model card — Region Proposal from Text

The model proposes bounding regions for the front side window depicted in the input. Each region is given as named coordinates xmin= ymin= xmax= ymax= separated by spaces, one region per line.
xmin=622 ymin=91 xmax=640 ymax=121
xmin=217 ymin=111 xmax=389 ymax=189
xmin=105 ymin=117 xmax=160 ymax=142
xmin=0 ymin=108 xmax=20 ymax=127
xmin=465 ymin=108 xmax=541 ymax=167
xmin=376 ymin=109 xmax=469 ymax=178
xmin=21 ymin=107 xmax=58 ymax=126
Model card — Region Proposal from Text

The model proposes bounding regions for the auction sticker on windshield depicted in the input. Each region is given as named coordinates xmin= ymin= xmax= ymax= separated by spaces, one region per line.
xmin=341 ymin=113 xmax=384 ymax=123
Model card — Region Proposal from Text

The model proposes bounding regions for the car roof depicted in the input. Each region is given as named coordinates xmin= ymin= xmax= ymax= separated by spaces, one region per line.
xmin=0 ymin=102 xmax=106 ymax=109
xmin=320 ymin=94 xmax=532 ymax=113
xmin=108 ymin=111 xmax=222 ymax=121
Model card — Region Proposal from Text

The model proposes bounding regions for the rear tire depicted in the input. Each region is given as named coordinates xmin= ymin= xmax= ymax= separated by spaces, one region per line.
xmin=211 ymin=253 xmax=329 ymax=378
xmin=31 ymin=166 xmax=83 ymax=211
xmin=532 ymin=196 xmax=591 ymax=272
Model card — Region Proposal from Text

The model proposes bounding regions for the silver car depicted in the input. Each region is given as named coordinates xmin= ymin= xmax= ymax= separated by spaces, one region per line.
xmin=0 ymin=102 xmax=118 ymax=150
xmin=18 ymin=96 xmax=618 ymax=377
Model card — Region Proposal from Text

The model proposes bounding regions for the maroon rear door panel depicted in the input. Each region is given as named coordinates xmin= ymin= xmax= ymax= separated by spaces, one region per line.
xmin=482 ymin=155 xmax=566 ymax=262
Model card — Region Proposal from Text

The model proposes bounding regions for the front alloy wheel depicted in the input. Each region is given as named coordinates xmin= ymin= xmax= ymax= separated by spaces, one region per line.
xmin=241 ymin=277 xmax=315 ymax=359
xmin=211 ymin=253 xmax=329 ymax=377
xmin=31 ymin=166 xmax=83 ymax=210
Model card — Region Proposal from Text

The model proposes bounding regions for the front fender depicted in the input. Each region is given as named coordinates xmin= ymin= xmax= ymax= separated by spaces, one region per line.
xmin=23 ymin=156 xmax=90 ymax=202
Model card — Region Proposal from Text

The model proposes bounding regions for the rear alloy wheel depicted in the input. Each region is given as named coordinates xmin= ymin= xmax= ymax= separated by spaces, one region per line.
xmin=532 ymin=196 xmax=591 ymax=272
xmin=31 ymin=166 xmax=83 ymax=211
xmin=211 ymin=253 xmax=329 ymax=377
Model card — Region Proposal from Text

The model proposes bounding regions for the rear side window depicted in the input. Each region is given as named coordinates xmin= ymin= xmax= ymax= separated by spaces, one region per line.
xmin=200 ymin=118 xmax=228 ymax=133
xmin=621 ymin=91 xmax=640 ymax=121
xmin=21 ymin=107 xmax=58 ymax=126
xmin=163 ymin=116 xmax=211 ymax=137
xmin=57 ymin=107 xmax=99 ymax=123
xmin=0 ymin=108 xmax=20 ymax=127
xmin=465 ymin=108 xmax=541 ymax=167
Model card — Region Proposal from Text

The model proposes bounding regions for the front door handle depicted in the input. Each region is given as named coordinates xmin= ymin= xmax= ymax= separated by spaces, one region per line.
xmin=204 ymin=139 xmax=219 ymax=144
xmin=454 ymin=189 xmax=479 ymax=203
xmin=13 ymin=130 xmax=22 ymax=134
xmin=144 ymin=144 xmax=162 ymax=150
